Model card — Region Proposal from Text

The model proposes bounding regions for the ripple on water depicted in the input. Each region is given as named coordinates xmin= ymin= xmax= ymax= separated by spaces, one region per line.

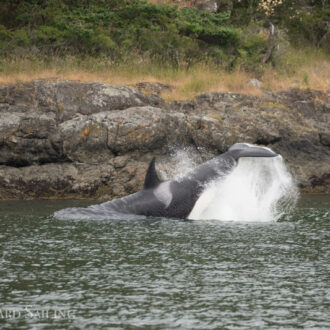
xmin=0 ymin=197 xmax=329 ymax=329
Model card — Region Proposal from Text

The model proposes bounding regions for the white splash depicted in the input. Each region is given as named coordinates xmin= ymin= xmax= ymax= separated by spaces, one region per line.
xmin=158 ymin=147 xmax=202 ymax=180
xmin=188 ymin=156 xmax=298 ymax=222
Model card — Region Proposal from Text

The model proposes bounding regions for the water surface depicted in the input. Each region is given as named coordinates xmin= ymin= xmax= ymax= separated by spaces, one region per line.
xmin=0 ymin=195 xmax=329 ymax=329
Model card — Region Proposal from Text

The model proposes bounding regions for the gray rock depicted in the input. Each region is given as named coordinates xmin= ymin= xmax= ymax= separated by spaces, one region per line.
xmin=320 ymin=132 xmax=330 ymax=147
xmin=0 ymin=80 xmax=162 ymax=121
xmin=247 ymin=79 xmax=263 ymax=88
xmin=0 ymin=81 xmax=329 ymax=199
xmin=134 ymin=82 xmax=171 ymax=96
xmin=59 ymin=114 xmax=110 ymax=163
xmin=0 ymin=112 xmax=63 ymax=166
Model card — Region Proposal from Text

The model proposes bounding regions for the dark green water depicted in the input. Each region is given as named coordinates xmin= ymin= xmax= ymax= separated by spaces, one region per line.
xmin=0 ymin=195 xmax=329 ymax=330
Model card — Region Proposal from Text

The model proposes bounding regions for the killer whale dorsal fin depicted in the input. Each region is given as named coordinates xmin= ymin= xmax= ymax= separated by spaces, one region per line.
xmin=144 ymin=157 xmax=162 ymax=189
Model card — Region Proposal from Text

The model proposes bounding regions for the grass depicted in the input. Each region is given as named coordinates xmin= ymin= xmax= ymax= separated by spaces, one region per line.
xmin=0 ymin=49 xmax=328 ymax=101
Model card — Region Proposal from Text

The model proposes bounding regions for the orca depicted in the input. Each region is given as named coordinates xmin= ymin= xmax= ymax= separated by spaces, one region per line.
xmin=54 ymin=143 xmax=278 ymax=219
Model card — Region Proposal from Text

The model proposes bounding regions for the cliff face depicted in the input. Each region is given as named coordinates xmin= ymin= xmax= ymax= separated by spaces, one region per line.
xmin=0 ymin=80 xmax=329 ymax=200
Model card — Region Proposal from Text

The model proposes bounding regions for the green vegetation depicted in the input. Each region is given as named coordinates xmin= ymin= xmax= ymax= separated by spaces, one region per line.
xmin=0 ymin=1 xmax=236 ymax=63
xmin=0 ymin=0 xmax=328 ymax=91
xmin=0 ymin=0 xmax=276 ymax=71
xmin=230 ymin=0 xmax=329 ymax=50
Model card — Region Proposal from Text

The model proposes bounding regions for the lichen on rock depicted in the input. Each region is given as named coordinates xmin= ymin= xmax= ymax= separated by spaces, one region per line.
xmin=0 ymin=80 xmax=329 ymax=200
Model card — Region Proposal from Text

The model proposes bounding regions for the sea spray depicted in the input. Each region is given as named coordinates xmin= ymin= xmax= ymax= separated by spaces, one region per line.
xmin=54 ymin=147 xmax=298 ymax=221
xmin=157 ymin=147 xmax=203 ymax=180
xmin=188 ymin=156 xmax=299 ymax=222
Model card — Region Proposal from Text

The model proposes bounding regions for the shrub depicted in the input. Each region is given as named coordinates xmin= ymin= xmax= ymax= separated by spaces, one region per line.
xmin=286 ymin=7 xmax=330 ymax=51
xmin=0 ymin=0 xmax=273 ymax=71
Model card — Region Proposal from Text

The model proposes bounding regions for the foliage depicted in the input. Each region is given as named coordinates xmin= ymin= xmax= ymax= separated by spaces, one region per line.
xmin=0 ymin=0 xmax=262 ymax=70
xmin=284 ymin=7 xmax=330 ymax=50
xmin=237 ymin=32 xmax=268 ymax=72
xmin=230 ymin=0 xmax=329 ymax=52
xmin=0 ymin=0 xmax=327 ymax=72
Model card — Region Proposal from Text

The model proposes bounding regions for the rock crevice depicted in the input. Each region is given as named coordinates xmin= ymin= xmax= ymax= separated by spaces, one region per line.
xmin=0 ymin=80 xmax=329 ymax=199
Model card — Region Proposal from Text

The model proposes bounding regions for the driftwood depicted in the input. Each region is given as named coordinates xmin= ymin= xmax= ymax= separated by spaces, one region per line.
xmin=261 ymin=23 xmax=275 ymax=65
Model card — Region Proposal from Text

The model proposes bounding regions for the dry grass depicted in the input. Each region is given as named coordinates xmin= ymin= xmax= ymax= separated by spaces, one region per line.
xmin=0 ymin=51 xmax=329 ymax=101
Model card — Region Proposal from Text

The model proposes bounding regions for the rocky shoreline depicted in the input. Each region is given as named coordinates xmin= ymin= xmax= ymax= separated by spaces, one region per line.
xmin=0 ymin=80 xmax=329 ymax=200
